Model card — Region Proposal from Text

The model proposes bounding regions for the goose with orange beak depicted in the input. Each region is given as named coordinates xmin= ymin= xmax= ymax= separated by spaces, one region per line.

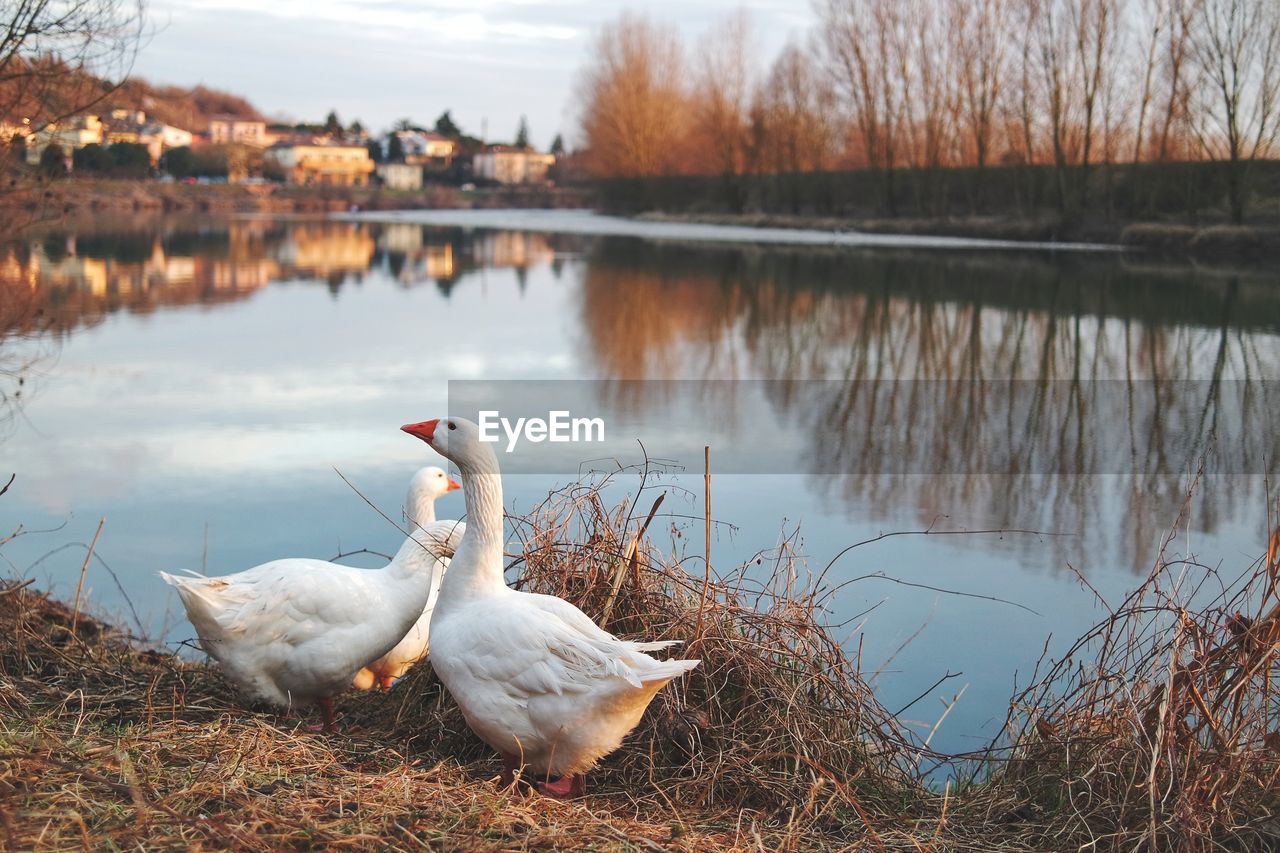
xmin=353 ymin=466 xmax=463 ymax=691
xmin=161 ymin=467 xmax=465 ymax=732
xmin=402 ymin=416 xmax=699 ymax=798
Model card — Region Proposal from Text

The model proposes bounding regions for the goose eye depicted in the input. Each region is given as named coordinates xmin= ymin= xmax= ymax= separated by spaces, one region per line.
xmin=447 ymin=422 xmax=456 ymax=430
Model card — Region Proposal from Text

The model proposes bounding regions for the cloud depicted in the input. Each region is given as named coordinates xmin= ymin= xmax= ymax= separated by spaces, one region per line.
xmin=132 ymin=0 xmax=814 ymax=144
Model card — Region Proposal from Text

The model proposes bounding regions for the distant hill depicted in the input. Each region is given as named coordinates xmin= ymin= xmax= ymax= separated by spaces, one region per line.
xmin=0 ymin=63 xmax=262 ymax=133
xmin=108 ymin=77 xmax=263 ymax=131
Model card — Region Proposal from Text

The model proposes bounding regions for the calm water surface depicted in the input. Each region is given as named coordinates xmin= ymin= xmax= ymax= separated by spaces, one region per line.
xmin=2 ymin=213 xmax=1277 ymax=763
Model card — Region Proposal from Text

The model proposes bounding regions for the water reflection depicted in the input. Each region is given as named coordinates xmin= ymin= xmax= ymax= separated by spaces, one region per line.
xmin=572 ymin=242 xmax=1280 ymax=568
xmin=2 ymin=220 xmax=1278 ymax=576
xmin=577 ymin=241 xmax=1278 ymax=382
xmin=0 ymin=220 xmax=572 ymax=339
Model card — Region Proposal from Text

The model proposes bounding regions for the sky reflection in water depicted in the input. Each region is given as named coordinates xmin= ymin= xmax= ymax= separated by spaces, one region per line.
xmin=2 ymin=215 xmax=1278 ymax=760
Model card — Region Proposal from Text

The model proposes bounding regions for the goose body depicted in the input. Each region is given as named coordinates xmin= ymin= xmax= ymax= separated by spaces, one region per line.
xmin=402 ymin=416 xmax=699 ymax=794
xmin=160 ymin=468 xmax=463 ymax=729
xmin=354 ymin=467 xmax=462 ymax=690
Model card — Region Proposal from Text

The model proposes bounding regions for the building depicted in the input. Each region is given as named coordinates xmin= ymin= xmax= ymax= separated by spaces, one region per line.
xmin=209 ymin=116 xmax=272 ymax=147
xmin=376 ymin=162 xmax=423 ymax=190
xmin=101 ymin=110 xmax=193 ymax=164
xmin=24 ymin=115 xmax=103 ymax=164
xmin=384 ymin=130 xmax=455 ymax=167
xmin=472 ymin=146 xmax=555 ymax=185
xmin=154 ymin=124 xmax=194 ymax=150
xmin=266 ymin=142 xmax=375 ymax=186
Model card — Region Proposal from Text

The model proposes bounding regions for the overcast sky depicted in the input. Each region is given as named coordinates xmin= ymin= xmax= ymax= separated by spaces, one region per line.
xmin=130 ymin=0 xmax=816 ymax=149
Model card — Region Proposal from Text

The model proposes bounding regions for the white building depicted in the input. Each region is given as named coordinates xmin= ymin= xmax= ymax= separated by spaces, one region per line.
xmin=376 ymin=162 xmax=423 ymax=190
xmin=384 ymin=130 xmax=455 ymax=165
xmin=209 ymin=116 xmax=272 ymax=147
xmin=104 ymin=110 xmax=195 ymax=163
xmin=267 ymin=142 xmax=375 ymax=186
xmin=24 ymin=115 xmax=103 ymax=164
xmin=473 ymin=146 xmax=555 ymax=185
xmin=155 ymin=124 xmax=194 ymax=149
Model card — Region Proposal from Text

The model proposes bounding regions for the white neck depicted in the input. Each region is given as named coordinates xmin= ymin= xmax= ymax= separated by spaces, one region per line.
xmin=387 ymin=528 xmax=437 ymax=580
xmin=407 ymin=491 xmax=438 ymax=525
xmin=386 ymin=491 xmax=439 ymax=579
xmin=439 ymin=446 xmax=507 ymax=602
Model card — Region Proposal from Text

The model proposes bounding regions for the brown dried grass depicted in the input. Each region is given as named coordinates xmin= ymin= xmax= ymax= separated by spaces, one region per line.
xmin=0 ymin=466 xmax=952 ymax=850
xmin=0 ymin=580 xmax=927 ymax=850
xmin=4 ymin=467 xmax=1279 ymax=850
xmin=967 ymin=479 xmax=1280 ymax=850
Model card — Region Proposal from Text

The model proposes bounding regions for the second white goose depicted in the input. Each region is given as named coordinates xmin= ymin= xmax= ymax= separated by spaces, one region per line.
xmin=161 ymin=469 xmax=464 ymax=732
xmin=353 ymin=466 xmax=462 ymax=690
xmin=401 ymin=416 xmax=699 ymax=798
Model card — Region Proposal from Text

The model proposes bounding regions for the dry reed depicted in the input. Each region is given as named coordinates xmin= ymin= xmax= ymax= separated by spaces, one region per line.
xmin=2 ymin=466 xmax=1278 ymax=849
xmin=968 ymin=484 xmax=1280 ymax=850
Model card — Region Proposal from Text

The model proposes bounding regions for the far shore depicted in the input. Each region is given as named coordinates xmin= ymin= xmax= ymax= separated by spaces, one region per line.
xmin=631 ymin=210 xmax=1280 ymax=263
xmin=4 ymin=178 xmax=1279 ymax=262
xmin=341 ymin=206 xmax=1119 ymax=254
xmin=0 ymin=177 xmax=587 ymax=228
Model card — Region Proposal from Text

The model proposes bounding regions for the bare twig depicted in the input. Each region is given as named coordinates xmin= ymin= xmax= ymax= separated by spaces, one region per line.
xmin=70 ymin=517 xmax=105 ymax=639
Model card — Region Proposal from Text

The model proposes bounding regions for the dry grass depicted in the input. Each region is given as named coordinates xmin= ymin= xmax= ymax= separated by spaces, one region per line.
xmin=0 ymin=466 xmax=954 ymax=850
xmin=3 ymin=467 xmax=1278 ymax=849
xmin=966 ymin=483 xmax=1280 ymax=850
xmin=0 ymin=580 xmax=926 ymax=850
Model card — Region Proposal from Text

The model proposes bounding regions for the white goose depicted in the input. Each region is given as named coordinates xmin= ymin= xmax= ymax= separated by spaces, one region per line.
xmin=160 ymin=470 xmax=465 ymax=732
xmin=401 ymin=416 xmax=699 ymax=798
xmin=353 ymin=466 xmax=462 ymax=691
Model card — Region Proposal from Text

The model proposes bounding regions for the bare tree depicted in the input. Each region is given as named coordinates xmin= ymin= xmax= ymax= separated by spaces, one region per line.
xmin=0 ymin=1 xmax=145 ymax=137
xmin=1011 ymin=0 xmax=1043 ymax=168
xmin=757 ymin=42 xmax=839 ymax=175
xmin=569 ymin=0 xmax=1280 ymax=223
xmin=954 ymin=0 xmax=1012 ymax=169
xmin=0 ymin=1 xmax=144 ymax=236
xmin=691 ymin=10 xmax=755 ymax=182
xmin=817 ymin=0 xmax=905 ymax=214
xmin=899 ymin=0 xmax=953 ymax=171
xmin=1067 ymin=0 xmax=1122 ymax=204
xmin=1132 ymin=0 xmax=1168 ymax=163
xmin=1029 ymin=0 xmax=1077 ymax=210
xmin=1153 ymin=0 xmax=1198 ymax=160
xmin=1189 ymin=0 xmax=1280 ymax=222
xmin=576 ymin=12 xmax=688 ymax=178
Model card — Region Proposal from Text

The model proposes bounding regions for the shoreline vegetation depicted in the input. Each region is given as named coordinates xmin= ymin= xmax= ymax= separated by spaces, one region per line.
xmin=2 ymin=470 xmax=1278 ymax=849
xmin=602 ymin=158 xmax=1280 ymax=262
xmin=5 ymin=177 xmax=1280 ymax=264
xmin=634 ymin=211 xmax=1280 ymax=262
xmin=0 ymin=178 xmax=589 ymax=225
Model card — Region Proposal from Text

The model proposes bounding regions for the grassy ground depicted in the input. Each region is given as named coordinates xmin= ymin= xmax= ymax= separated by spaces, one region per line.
xmin=3 ymin=472 xmax=1278 ymax=849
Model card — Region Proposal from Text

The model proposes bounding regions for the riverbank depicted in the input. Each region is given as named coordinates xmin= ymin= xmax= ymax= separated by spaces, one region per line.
xmin=636 ymin=211 xmax=1280 ymax=262
xmin=0 ymin=178 xmax=589 ymax=228
xmin=345 ymin=207 xmax=1116 ymax=253
xmin=2 ymin=474 xmax=1277 ymax=849
xmin=7 ymin=180 xmax=1280 ymax=261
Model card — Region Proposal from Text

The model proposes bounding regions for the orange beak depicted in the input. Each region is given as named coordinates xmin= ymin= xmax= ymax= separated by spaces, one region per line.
xmin=446 ymin=478 xmax=461 ymax=492
xmin=401 ymin=419 xmax=439 ymax=443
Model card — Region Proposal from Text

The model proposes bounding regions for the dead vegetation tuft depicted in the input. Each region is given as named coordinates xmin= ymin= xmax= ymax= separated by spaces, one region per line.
xmin=967 ymin=485 xmax=1280 ymax=850
xmin=2 ymin=466 xmax=1278 ymax=849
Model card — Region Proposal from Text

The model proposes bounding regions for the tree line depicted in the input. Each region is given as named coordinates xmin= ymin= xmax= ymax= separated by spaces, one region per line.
xmin=575 ymin=1 xmax=1280 ymax=223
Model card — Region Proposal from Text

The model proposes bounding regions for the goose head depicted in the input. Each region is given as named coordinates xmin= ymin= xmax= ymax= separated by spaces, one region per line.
xmin=404 ymin=465 xmax=461 ymax=526
xmin=401 ymin=417 xmax=498 ymax=473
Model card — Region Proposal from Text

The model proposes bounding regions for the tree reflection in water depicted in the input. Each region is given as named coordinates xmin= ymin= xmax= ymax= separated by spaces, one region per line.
xmin=577 ymin=241 xmax=1280 ymax=571
xmin=4 ymin=219 xmax=1278 ymax=575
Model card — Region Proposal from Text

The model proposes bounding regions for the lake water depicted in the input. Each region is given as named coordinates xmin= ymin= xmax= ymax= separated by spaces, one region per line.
xmin=2 ymin=212 xmax=1277 ymax=766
